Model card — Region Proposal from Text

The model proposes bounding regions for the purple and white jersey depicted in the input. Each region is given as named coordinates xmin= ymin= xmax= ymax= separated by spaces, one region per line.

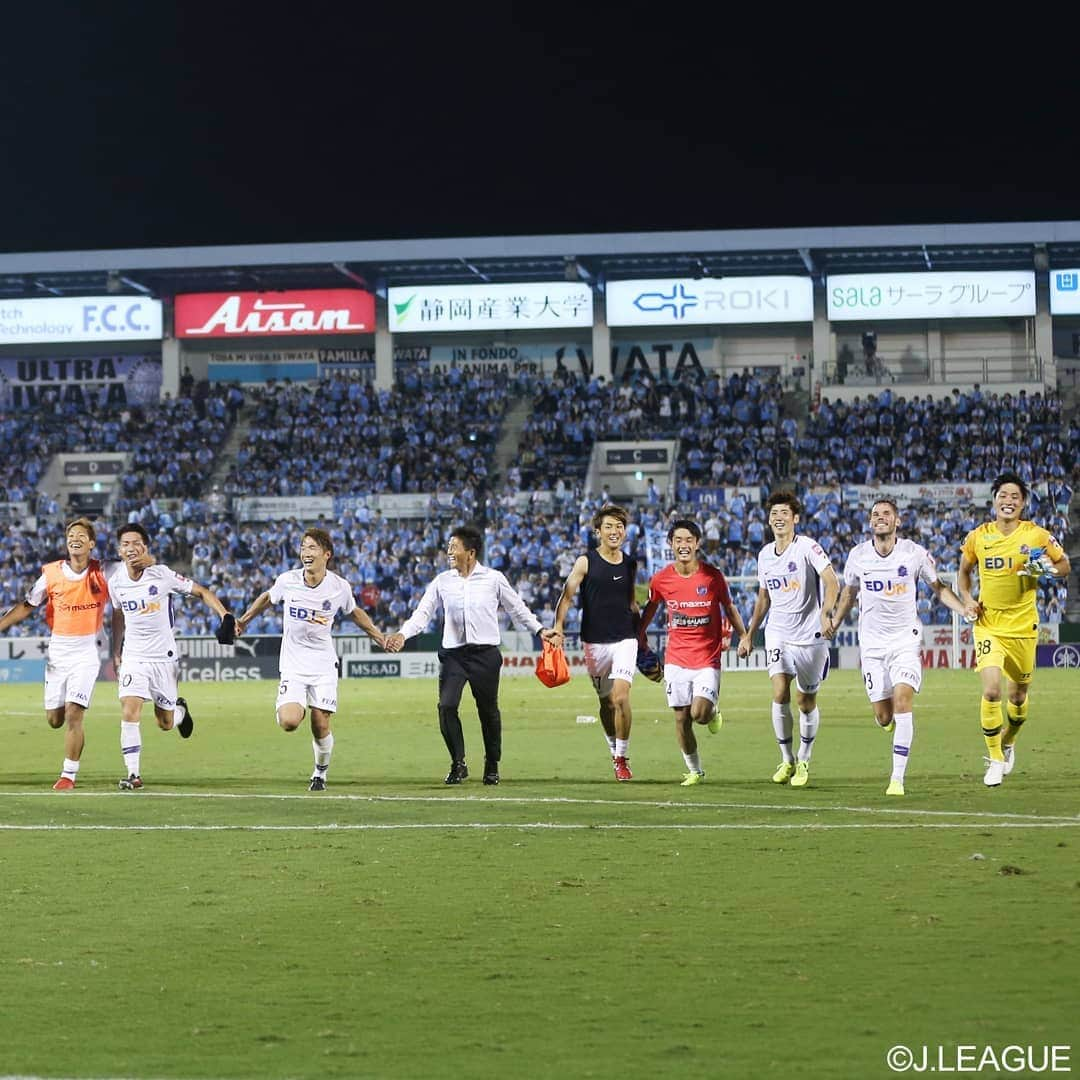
xmin=757 ymin=535 xmax=833 ymax=645
xmin=109 ymin=564 xmax=194 ymax=661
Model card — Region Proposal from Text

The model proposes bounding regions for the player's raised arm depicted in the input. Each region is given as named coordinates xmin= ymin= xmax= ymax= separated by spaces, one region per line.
xmin=552 ymin=554 xmax=589 ymax=643
xmin=737 ymin=587 xmax=771 ymax=658
xmin=0 ymin=601 xmax=34 ymax=633
xmin=929 ymin=578 xmax=968 ymax=619
xmin=236 ymin=590 xmax=272 ymax=635
xmin=348 ymin=605 xmax=386 ymax=649
xmin=190 ymin=581 xmax=230 ymax=620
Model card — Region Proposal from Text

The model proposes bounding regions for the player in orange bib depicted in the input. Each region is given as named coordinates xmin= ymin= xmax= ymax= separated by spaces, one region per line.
xmin=958 ymin=472 xmax=1070 ymax=788
xmin=0 ymin=517 xmax=148 ymax=790
xmin=638 ymin=519 xmax=748 ymax=785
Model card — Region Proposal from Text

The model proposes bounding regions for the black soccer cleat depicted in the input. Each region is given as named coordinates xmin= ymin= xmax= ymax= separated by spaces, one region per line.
xmin=444 ymin=760 xmax=468 ymax=785
xmin=482 ymin=760 xmax=500 ymax=786
xmin=176 ymin=697 xmax=194 ymax=739
xmin=119 ymin=774 xmax=143 ymax=791
xmin=308 ymin=775 xmax=326 ymax=791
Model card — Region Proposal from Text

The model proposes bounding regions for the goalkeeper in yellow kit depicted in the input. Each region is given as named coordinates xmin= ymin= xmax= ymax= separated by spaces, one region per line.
xmin=957 ymin=472 xmax=1070 ymax=788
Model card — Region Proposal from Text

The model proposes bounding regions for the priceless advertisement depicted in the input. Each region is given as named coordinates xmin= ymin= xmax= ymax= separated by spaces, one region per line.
xmin=175 ymin=289 xmax=375 ymax=338
xmin=606 ymin=277 xmax=814 ymax=326
xmin=0 ymin=296 xmax=163 ymax=344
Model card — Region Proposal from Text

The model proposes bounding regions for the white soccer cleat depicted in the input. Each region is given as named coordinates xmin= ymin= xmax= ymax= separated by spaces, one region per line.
xmin=1002 ymin=745 xmax=1015 ymax=776
xmin=983 ymin=757 xmax=1006 ymax=787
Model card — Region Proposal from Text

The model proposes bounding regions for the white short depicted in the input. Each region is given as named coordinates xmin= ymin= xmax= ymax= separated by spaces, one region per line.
xmin=117 ymin=659 xmax=179 ymax=710
xmin=44 ymin=657 xmax=100 ymax=711
xmin=583 ymin=638 xmax=637 ymax=698
xmin=763 ymin=638 xmax=830 ymax=694
xmin=664 ymin=663 xmax=720 ymax=709
xmin=276 ymin=674 xmax=339 ymax=715
xmin=860 ymin=644 xmax=923 ymax=702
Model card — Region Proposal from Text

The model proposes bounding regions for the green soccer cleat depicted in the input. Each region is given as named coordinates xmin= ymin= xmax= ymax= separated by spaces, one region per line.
xmin=886 ymin=779 xmax=905 ymax=796
xmin=771 ymin=761 xmax=795 ymax=784
xmin=876 ymin=717 xmax=895 ymax=734
xmin=707 ymin=710 xmax=723 ymax=734
xmin=790 ymin=760 xmax=810 ymax=788
xmin=680 ymin=770 xmax=705 ymax=786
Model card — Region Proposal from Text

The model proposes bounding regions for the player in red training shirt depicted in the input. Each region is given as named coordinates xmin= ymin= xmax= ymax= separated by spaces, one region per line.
xmin=638 ymin=519 xmax=748 ymax=785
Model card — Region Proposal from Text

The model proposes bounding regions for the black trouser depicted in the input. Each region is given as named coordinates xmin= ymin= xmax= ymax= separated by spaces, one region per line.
xmin=437 ymin=644 xmax=502 ymax=764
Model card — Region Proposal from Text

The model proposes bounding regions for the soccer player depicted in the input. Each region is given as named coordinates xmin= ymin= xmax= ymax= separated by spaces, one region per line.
xmin=384 ymin=524 xmax=557 ymax=785
xmin=736 ymin=491 xmax=840 ymax=788
xmin=957 ymin=472 xmax=1069 ymax=787
xmin=110 ymin=523 xmax=231 ymax=790
xmin=638 ymin=519 xmax=747 ymax=785
xmin=826 ymin=499 xmax=967 ymax=796
xmin=552 ymin=505 xmax=641 ymax=781
xmin=0 ymin=517 xmax=150 ymax=790
xmin=237 ymin=527 xmax=386 ymax=791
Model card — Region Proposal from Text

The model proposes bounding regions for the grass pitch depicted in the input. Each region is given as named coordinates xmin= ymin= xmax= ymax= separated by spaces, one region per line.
xmin=1 ymin=668 xmax=1078 ymax=1079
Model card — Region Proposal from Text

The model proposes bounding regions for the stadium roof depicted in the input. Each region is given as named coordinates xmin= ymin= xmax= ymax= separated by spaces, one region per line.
xmin=2 ymin=221 xmax=1080 ymax=300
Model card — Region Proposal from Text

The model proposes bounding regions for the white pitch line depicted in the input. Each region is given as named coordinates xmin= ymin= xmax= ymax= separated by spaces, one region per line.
xmin=0 ymin=789 xmax=1076 ymax=823
xmin=1 ymin=821 xmax=1078 ymax=832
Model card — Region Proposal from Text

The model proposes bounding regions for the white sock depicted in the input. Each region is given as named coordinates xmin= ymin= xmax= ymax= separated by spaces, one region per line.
xmin=61 ymin=757 xmax=79 ymax=781
xmin=798 ymin=708 xmax=820 ymax=762
xmin=312 ymin=733 xmax=334 ymax=775
xmin=121 ymin=721 xmax=142 ymax=777
xmin=615 ymin=738 xmax=629 ymax=759
xmin=682 ymin=751 xmax=702 ymax=774
xmin=604 ymin=734 xmax=617 ymax=756
xmin=772 ymin=702 xmax=794 ymax=762
xmin=892 ymin=712 xmax=914 ymax=781
xmin=172 ymin=701 xmax=186 ymax=730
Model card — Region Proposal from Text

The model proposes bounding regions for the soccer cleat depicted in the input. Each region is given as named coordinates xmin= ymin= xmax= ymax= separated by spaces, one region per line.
xmin=886 ymin=779 xmax=905 ymax=796
xmin=680 ymin=770 xmax=705 ymax=786
xmin=175 ymin=697 xmax=194 ymax=739
xmin=308 ymin=775 xmax=326 ymax=791
xmin=444 ymin=761 xmax=468 ymax=785
xmin=771 ymin=761 xmax=795 ymax=784
xmin=118 ymin=774 xmax=143 ymax=791
xmin=707 ymin=710 xmax=723 ymax=734
xmin=482 ymin=760 xmax=500 ymax=786
xmin=1002 ymin=745 xmax=1016 ymax=776
xmin=52 ymin=776 xmax=75 ymax=791
xmin=983 ymin=757 xmax=1006 ymax=787
xmin=614 ymin=756 xmax=633 ymax=781
xmin=876 ymin=717 xmax=895 ymax=734
xmin=790 ymin=760 xmax=810 ymax=788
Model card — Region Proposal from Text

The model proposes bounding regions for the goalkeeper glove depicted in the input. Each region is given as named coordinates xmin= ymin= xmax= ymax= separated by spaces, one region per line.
xmin=636 ymin=646 xmax=664 ymax=683
xmin=1018 ymin=547 xmax=1057 ymax=578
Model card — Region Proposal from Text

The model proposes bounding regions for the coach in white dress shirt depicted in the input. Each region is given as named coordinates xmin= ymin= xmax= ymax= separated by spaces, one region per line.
xmin=385 ymin=524 xmax=558 ymax=786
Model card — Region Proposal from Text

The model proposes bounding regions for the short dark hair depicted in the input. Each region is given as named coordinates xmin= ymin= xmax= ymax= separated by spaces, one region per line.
xmin=667 ymin=518 xmax=702 ymax=542
xmin=766 ymin=490 xmax=802 ymax=516
xmin=991 ymin=471 xmax=1029 ymax=501
xmin=450 ymin=524 xmax=483 ymax=559
xmin=592 ymin=504 xmax=629 ymax=530
xmin=65 ymin=517 xmax=96 ymax=544
xmin=117 ymin=523 xmax=150 ymax=545
xmin=870 ymin=497 xmax=900 ymax=515
xmin=302 ymin=527 xmax=334 ymax=557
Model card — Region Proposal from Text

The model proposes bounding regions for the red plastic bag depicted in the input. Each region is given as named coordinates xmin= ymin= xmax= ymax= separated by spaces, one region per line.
xmin=535 ymin=640 xmax=571 ymax=687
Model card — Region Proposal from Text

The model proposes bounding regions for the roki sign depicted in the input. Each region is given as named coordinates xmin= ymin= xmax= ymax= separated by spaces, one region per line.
xmin=175 ymin=289 xmax=375 ymax=338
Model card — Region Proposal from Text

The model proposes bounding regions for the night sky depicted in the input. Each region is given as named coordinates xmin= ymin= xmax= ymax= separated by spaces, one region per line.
xmin=1 ymin=7 xmax=1074 ymax=255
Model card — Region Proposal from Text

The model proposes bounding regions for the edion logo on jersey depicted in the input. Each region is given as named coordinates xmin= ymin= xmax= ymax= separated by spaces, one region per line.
xmin=174 ymin=290 xmax=375 ymax=338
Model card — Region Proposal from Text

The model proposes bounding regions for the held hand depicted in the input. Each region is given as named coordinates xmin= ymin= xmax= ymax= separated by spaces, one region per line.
xmin=113 ymin=653 xmax=123 ymax=673
xmin=962 ymin=599 xmax=982 ymax=623
xmin=736 ymin=633 xmax=752 ymax=659
xmin=821 ymin=613 xmax=836 ymax=640
xmin=384 ymin=633 xmax=405 ymax=653
xmin=540 ymin=628 xmax=560 ymax=644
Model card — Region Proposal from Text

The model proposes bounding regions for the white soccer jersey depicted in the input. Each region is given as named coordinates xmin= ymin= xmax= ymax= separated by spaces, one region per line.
xmin=269 ymin=568 xmax=355 ymax=680
xmin=109 ymin=564 xmax=194 ymax=661
xmin=757 ymin=534 xmax=833 ymax=645
xmin=843 ymin=537 xmax=937 ymax=650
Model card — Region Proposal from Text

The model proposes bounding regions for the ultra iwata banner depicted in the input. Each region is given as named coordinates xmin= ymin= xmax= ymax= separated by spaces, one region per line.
xmin=0 ymin=355 xmax=162 ymax=409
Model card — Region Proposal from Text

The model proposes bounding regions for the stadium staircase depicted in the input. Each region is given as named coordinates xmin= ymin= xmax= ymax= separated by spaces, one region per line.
xmin=491 ymin=394 xmax=534 ymax=486
xmin=204 ymin=403 xmax=254 ymax=491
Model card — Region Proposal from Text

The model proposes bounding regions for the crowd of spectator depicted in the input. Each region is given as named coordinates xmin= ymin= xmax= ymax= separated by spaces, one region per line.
xmin=217 ymin=373 xmax=511 ymax=509
xmin=796 ymin=386 xmax=1079 ymax=489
